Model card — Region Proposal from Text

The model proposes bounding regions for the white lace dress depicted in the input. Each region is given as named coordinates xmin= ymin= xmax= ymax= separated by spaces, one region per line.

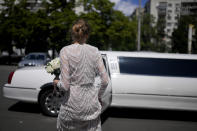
xmin=57 ymin=44 xmax=109 ymax=131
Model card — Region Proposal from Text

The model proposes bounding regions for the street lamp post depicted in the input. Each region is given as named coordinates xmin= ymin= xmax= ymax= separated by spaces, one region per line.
xmin=188 ymin=24 xmax=194 ymax=54
xmin=137 ymin=0 xmax=141 ymax=51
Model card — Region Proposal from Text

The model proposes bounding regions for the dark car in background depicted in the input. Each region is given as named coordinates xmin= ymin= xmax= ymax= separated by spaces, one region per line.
xmin=18 ymin=52 xmax=51 ymax=68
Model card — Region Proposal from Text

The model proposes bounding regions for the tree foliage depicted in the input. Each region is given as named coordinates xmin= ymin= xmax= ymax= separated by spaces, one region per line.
xmin=138 ymin=14 xmax=167 ymax=52
xmin=0 ymin=0 xmax=30 ymax=54
xmin=106 ymin=11 xmax=137 ymax=51
xmin=43 ymin=0 xmax=77 ymax=52
xmin=172 ymin=16 xmax=197 ymax=53
xmin=81 ymin=0 xmax=115 ymax=50
xmin=81 ymin=0 xmax=137 ymax=51
xmin=0 ymin=0 xmax=176 ymax=55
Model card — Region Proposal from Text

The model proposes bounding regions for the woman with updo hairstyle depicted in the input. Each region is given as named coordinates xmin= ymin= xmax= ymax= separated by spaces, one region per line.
xmin=54 ymin=19 xmax=110 ymax=131
xmin=71 ymin=19 xmax=90 ymax=44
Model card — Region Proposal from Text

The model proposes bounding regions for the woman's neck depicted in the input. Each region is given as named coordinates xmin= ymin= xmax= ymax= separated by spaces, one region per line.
xmin=73 ymin=42 xmax=85 ymax=45
xmin=74 ymin=42 xmax=79 ymax=44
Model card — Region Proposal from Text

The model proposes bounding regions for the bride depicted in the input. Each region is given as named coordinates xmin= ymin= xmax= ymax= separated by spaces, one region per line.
xmin=53 ymin=19 xmax=110 ymax=131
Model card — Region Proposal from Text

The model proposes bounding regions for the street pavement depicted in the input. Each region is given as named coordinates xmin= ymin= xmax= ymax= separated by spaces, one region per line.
xmin=0 ymin=65 xmax=197 ymax=131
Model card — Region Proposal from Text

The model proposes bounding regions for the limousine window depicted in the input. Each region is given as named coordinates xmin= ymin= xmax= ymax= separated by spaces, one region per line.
xmin=119 ymin=56 xmax=197 ymax=77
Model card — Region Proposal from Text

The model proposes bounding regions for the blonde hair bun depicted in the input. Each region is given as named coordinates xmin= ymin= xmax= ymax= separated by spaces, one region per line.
xmin=71 ymin=19 xmax=90 ymax=44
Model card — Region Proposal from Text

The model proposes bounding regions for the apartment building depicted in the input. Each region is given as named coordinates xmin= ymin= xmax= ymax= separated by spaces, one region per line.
xmin=145 ymin=0 xmax=197 ymax=43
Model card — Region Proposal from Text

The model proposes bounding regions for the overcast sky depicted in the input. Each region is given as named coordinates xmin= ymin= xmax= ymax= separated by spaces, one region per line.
xmin=109 ymin=0 xmax=148 ymax=16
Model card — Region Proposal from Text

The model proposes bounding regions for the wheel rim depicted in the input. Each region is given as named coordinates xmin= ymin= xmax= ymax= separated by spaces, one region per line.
xmin=44 ymin=91 xmax=64 ymax=115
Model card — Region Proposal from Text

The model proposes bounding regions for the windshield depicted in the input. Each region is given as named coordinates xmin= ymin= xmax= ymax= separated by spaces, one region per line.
xmin=25 ymin=54 xmax=45 ymax=60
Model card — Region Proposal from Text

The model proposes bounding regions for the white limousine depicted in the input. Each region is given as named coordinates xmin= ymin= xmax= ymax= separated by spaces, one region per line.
xmin=3 ymin=51 xmax=197 ymax=116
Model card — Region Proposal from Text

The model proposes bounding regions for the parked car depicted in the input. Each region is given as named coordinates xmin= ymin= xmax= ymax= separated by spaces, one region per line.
xmin=18 ymin=52 xmax=51 ymax=68
xmin=3 ymin=51 xmax=197 ymax=117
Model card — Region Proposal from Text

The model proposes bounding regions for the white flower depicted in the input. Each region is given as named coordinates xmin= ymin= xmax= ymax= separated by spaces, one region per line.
xmin=45 ymin=57 xmax=60 ymax=74
xmin=51 ymin=58 xmax=60 ymax=70
xmin=45 ymin=64 xmax=54 ymax=73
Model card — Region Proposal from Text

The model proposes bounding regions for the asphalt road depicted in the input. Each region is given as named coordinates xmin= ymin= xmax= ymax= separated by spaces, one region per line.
xmin=0 ymin=65 xmax=197 ymax=131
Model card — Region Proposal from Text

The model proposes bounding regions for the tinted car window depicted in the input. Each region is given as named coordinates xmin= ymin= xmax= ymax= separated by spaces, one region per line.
xmin=37 ymin=55 xmax=45 ymax=60
xmin=119 ymin=56 xmax=197 ymax=78
xmin=26 ymin=54 xmax=36 ymax=60
xmin=25 ymin=54 xmax=45 ymax=60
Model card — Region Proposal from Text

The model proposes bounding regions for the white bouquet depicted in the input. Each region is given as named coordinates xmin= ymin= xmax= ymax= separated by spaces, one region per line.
xmin=45 ymin=58 xmax=62 ymax=95
xmin=45 ymin=57 xmax=61 ymax=80
xmin=45 ymin=57 xmax=60 ymax=74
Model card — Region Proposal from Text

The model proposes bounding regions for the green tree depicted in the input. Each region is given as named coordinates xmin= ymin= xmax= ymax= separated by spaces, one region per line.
xmin=155 ymin=15 xmax=167 ymax=52
xmin=0 ymin=0 xmax=42 ymax=54
xmin=106 ymin=11 xmax=137 ymax=51
xmin=140 ymin=14 xmax=166 ymax=52
xmin=0 ymin=13 xmax=12 ymax=54
xmin=25 ymin=9 xmax=50 ymax=53
xmin=10 ymin=0 xmax=32 ymax=53
xmin=42 ymin=0 xmax=77 ymax=53
xmin=0 ymin=0 xmax=77 ymax=55
xmin=0 ymin=0 xmax=17 ymax=55
xmin=81 ymin=0 xmax=137 ymax=51
xmin=140 ymin=14 xmax=156 ymax=51
xmin=81 ymin=0 xmax=115 ymax=50
xmin=172 ymin=16 xmax=197 ymax=53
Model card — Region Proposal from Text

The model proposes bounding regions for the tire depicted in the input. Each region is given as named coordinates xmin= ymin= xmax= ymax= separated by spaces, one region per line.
xmin=39 ymin=89 xmax=64 ymax=117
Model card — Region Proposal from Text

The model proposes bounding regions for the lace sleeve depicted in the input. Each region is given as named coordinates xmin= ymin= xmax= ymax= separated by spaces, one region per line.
xmin=96 ymin=50 xmax=109 ymax=99
xmin=57 ymin=48 xmax=70 ymax=91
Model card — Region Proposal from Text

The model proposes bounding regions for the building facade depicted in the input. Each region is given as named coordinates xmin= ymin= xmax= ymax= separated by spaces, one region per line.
xmin=145 ymin=0 xmax=197 ymax=47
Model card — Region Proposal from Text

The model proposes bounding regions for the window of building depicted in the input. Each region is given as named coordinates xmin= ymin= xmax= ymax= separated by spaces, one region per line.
xmin=167 ymin=16 xmax=171 ymax=20
xmin=168 ymin=3 xmax=172 ymax=7
xmin=158 ymin=2 xmax=167 ymax=14
xmin=159 ymin=2 xmax=167 ymax=7
xmin=167 ymin=29 xmax=171 ymax=33
xmin=167 ymin=22 xmax=172 ymax=26
xmin=175 ymin=7 xmax=180 ymax=13
xmin=168 ymin=10 xmax=172 ymax=13
xmin=176 ymin=3 xmax=180 ymax=7
xmin=175 ymin=16 xmax=179 ymax=20
xmin=118 ymin=57 xmax=197 ymax=78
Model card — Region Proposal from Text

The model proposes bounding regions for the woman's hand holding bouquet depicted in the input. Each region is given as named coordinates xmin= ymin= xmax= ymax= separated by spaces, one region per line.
xmin=45 ymin=58 xmax=60 ymax=94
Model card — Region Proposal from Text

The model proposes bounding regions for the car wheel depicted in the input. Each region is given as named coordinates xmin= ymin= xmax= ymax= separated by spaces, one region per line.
xmin=39 ymin=89 xmax=64 ymax=117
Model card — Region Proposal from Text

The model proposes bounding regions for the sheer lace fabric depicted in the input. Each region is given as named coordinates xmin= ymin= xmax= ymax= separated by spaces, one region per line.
xmin=57 ymin=44 xmax=109 ymax=131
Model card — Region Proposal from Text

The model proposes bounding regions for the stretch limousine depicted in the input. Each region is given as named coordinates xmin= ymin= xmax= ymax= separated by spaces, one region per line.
xmin=3 ymin=51 xmax=197 ymax=116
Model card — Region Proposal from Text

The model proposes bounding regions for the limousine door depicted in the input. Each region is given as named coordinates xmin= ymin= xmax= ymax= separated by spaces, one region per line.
xmin=95 ymin=54 xmax=112 ymax=112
